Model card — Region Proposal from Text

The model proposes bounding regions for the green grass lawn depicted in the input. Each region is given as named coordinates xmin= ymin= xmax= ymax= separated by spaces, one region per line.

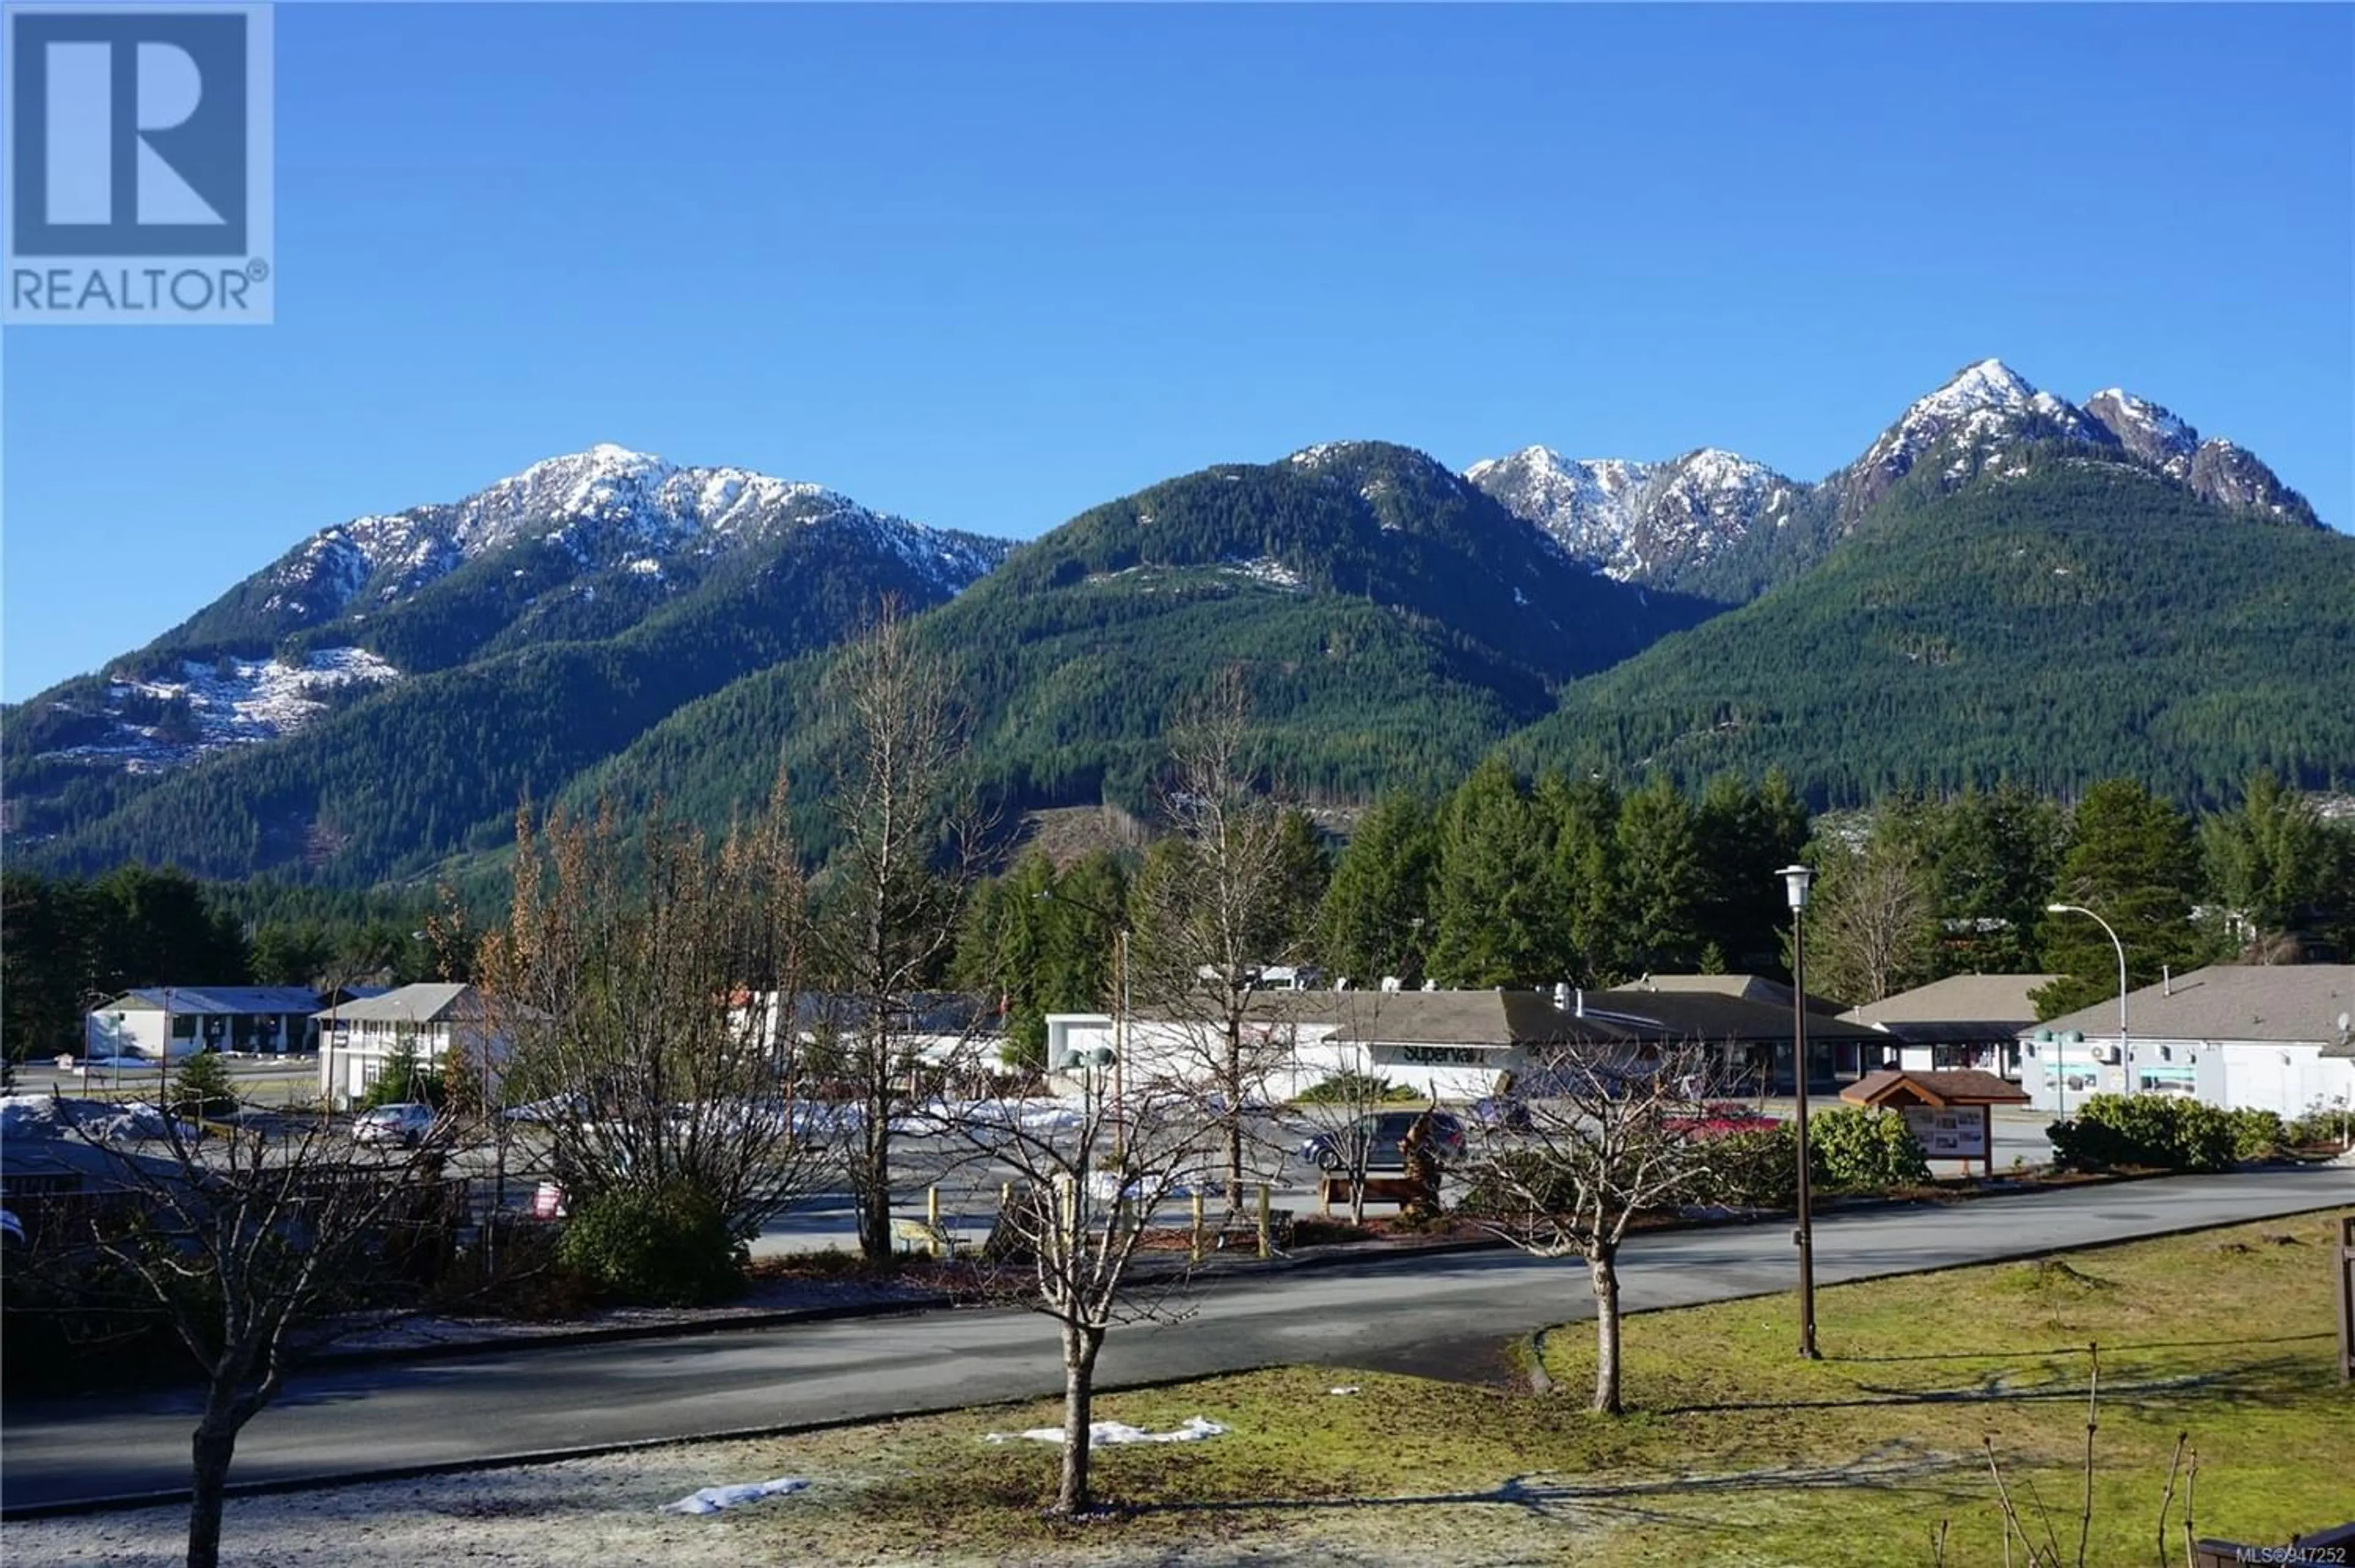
xmin=703 ymin=1209 xmax=2355 ymax=1566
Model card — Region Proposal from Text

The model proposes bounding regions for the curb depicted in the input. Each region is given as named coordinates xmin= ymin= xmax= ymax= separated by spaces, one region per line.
xmin=187 ymin=1163 xmax=2290 ymax=1371
xmin=8 ymin=1183 xmax=2346 ymax=1523
xmin=302 ymin=1291 xmax=957 ymax=1369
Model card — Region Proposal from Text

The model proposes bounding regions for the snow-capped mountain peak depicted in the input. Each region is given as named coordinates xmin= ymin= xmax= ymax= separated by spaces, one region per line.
xmin=1918 ymin=358 xmax=2035 ymax=417
xmin=1839 ymin=358 xmax=2111 ymax=522
xmin=1465 ymin=443 xmax=1797 ymax=585
xmin=254 ymin=448 xmax=1005 ymax=629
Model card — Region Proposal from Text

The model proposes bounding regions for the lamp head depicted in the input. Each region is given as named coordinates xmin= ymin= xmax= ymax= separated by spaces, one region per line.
xmin=2044 ymin=903 xmax=2070 ymax=914
xmin=1777 ymin=863 xmax=1814 ymax=912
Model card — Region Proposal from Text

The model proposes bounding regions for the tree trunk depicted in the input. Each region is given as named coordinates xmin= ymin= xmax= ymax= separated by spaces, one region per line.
xmin=854 ymin=1117 xmax=892 ymax=1264
xmin=1224 ymin=1023 xmax=1245 ymax=1212
xmin=1055 ymin=1322 xmax=1106 ymax=1516
xmin=186 ymin=1420 xmax=239 ymax=1568
xmin=1589 ymin=1249 xmax=1623 ymax=1415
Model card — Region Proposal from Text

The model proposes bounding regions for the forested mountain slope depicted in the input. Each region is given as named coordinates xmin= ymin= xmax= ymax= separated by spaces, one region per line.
xmin=1512 ymin=451 xmax=2355 ymax=804
xmin=7 ymin=448 xmax=1007 ymax=884
xmin=556 ymin=442 xmax=1718 ymax=841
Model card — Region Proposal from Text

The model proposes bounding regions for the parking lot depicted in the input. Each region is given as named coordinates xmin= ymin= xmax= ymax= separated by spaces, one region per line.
xmin=7 ymin=1062 xmax=2064 ymax=1258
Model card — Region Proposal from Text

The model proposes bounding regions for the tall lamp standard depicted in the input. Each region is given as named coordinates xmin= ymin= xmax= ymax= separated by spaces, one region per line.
xmin=1775 ymin=864 xmax=1820 ymax=1361
xmin=1038 ymin=890 xmax=1131 ymax=1164
xmin=2047 ymin=903 xmax=2129 ymax=1093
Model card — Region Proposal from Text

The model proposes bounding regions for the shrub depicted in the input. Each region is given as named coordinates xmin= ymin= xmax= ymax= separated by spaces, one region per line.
xmin=359 ymin=1040 xmax=444 ymax=1112
xmin=2288 ymin=1106 xmax=2354 ymax=1149
xmin=165 ymin=1050 xmax=238 ymax=1120
xmin=1458 ymin=1149 xmax=1584 ymax=1218
xmin=2049 ymin=1093 xmax=2238 ymax=1174
xmin=1809 ymin=1107 xmax=1932 ymax=1192
xmin=433 ymin=1217 xmax=600 ymax=1320
xmin=554 ymin=1182 xmax=745 ymax=1306
xmin=2226 ymin=1107 xmax=2289 ymax=1161
xmin=1288 ymin=1218 xmax=1377 ymax=1247
xmin=1295 ymin=1073 xmax=1419 ymax=1106
xmin=1698 ymin=1125 xmax=1800 ymax=1210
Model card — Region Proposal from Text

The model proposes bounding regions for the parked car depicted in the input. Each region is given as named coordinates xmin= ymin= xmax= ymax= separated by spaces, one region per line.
xmin=1471 ymin=1095 xmax=1533 ymax=1132
xmin=351 ymin=1102 xmax=442 ymax=1149
xmin=1299 ymin=1109 xmax=1466 ymax=1172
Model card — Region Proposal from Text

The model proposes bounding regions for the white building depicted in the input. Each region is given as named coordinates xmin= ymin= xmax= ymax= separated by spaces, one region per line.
xmin=2018 ymin=965 xmax=2355 ymax=1120
xmin=85 ymin=987 xmax=335 ymax=1061
xmin=1041 ymin=985 xmax=1893 ymax=1104
xmin=316 ymin=984 xmax=536 ymax=1107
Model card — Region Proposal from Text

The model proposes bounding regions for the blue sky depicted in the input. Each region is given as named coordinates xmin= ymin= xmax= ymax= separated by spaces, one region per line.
xmin=5 ymin=3 xmax=2351 ymax=700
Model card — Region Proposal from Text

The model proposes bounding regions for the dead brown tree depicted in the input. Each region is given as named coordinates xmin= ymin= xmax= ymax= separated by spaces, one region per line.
xmin=477 ymin=778 xmax=836 ymax=1241
xmin=1458 ymin=1037 xmax=1730 ymax=1413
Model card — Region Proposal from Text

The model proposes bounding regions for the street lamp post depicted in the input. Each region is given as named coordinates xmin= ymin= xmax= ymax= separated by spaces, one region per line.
xmin=1039 ymin=890 xmax=1132 ymax=1163
xmin=1776 ymin=864 xmax=1821 ymax=1361
xmin=2047 ymin=903 xmax=2129 ymax=1095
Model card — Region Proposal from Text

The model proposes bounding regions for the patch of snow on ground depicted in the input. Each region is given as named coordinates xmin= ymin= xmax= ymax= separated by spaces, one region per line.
xmin=1223 ymin=556 xmax=1305 ymax=591
xmin=986 ymin=1417 xmax=1230 ymax=1447
xmin=661 ymin=1477 xmax=808 ymax=1515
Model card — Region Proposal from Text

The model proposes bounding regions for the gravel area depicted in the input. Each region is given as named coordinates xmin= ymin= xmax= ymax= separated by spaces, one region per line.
xmin=3 ymin=1440 xmax=1584 ymax=1567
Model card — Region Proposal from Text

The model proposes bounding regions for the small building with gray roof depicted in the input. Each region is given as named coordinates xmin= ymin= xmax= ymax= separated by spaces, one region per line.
xmin=1840 ymin=973 xmax=2061 ymax=1080
xmin=2018 ymin=965 xmax=2355 ymax=1119
xmin=315 ymin=984 xmax=544 ymax=1108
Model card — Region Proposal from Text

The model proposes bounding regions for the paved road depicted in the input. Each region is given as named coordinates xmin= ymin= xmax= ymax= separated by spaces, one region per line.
xmin=4 ymin=1166 xmax=2345 ymax=1513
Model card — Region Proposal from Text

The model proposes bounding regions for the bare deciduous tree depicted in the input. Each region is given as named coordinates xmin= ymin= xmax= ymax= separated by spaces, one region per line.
xmin=1460 ymin=1038 xmax=1729 ymax=1414
xmin=809 ymin=601 xmax=990 ymax=1263
xmin=1128 ymin=667 xmax=1320 ymax=1214
xmin=1290 ymin=991 xmax=1412 ymax=1226
xmin=951 ymin=1057 xmax=1222 ymax=1516
xmin=56 ymin=1099 xmax=450 ymax=1568
xmin=478 ymin=779 xmax=835 ymax=1240
xmin=1809 ymin=838 xmax=1937 ymax=1008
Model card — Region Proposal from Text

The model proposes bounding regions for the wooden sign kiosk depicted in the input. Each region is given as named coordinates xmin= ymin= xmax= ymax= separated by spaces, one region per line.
xmin=1839 ymin=1069 xmax=2030 ymax=1177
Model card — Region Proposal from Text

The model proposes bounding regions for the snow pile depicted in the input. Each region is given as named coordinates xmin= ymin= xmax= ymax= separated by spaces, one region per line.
xmin=895 ymin=1096 xmax=1086 ymax=1138
xmin=986 ymin=1417 xmax=1229 ymax=1447
xmin=659 ymin=1477 xmax=808 ymax=1515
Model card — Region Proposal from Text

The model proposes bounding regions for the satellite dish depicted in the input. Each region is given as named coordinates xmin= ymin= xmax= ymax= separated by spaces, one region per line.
xmin=2338 ymin=1011 xmax=2350 ymax=1033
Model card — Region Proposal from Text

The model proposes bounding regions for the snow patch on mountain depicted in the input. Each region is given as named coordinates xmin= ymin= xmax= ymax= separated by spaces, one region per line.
xmin=1221 ymin=556 xmax=1306 ymax=592
xmin=2082 ymin=388 xmax=2199 ymax=478
xmin=257 ymin=446 xmax=1007 ymax=627
xmin=40 ymin=648 xmax=400 ymax=772
xmin=1465 ymin=444 xmax=1796 ymax=583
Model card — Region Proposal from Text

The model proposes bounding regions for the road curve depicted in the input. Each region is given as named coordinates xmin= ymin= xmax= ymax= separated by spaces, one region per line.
xmin=4 ymin=1166 xmax=2346 ymax=1513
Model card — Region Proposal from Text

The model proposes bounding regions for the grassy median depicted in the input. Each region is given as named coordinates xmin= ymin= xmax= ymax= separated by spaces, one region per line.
xmin=676 ymin=1208 xmax=2355 ymax=1566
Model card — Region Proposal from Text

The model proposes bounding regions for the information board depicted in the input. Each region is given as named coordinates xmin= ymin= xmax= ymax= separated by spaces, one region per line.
xmin=1902 ymin=1105 xmax=1987 ymax=1160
